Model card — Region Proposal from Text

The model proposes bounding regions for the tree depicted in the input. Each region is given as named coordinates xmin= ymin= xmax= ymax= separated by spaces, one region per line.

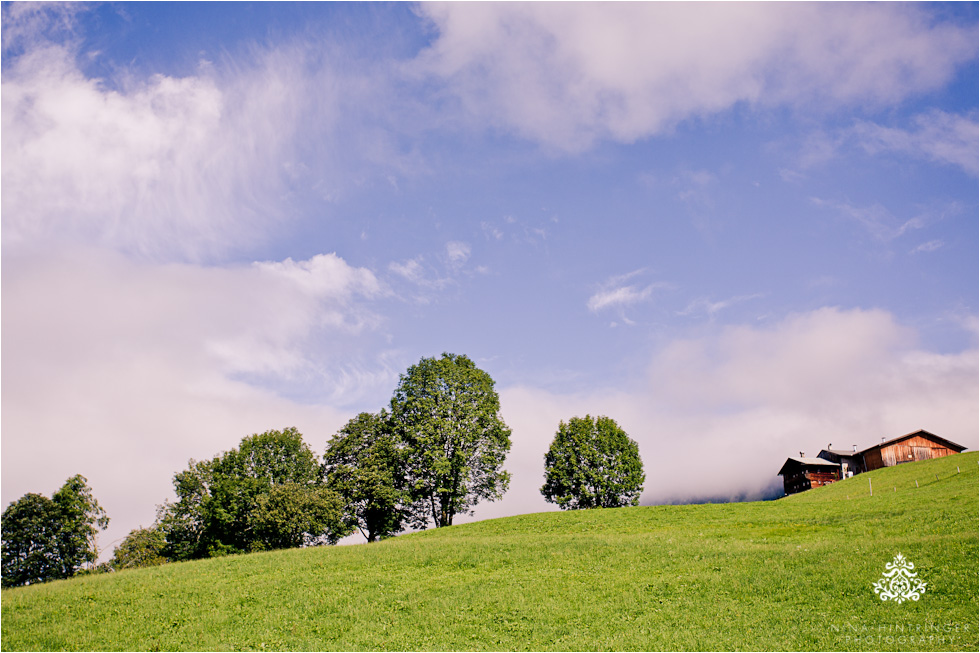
xmin=541 ymin=415 xmax=645 ymax=510
xmin=111 ymin=526 xmax=167 ymax=570
xmin=323 ymin=411 xmax=411 ymax=542
xmin=157 ymin=427 xmax=352 ymax=559
xmin=51 ymin=475 xmax=111 ymax=576
xmin=2 ymin=494 xmax=62 ymax=588
xmin=389 ymin=353 xmax=512 ymax=528
xmin=249 ymin=483 xmax=349 ymax=550
xmin=156 ymin=458 xmax=212 ymax=561
xmin=1 ymin=475 xmax=109 ymax=588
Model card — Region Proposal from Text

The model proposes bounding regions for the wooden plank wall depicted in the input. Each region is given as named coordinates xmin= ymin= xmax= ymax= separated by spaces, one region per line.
xmin=806 ymin=471 xmax=839 ymax=487
xmin=869 ymin=435 xmax=959 ymax=470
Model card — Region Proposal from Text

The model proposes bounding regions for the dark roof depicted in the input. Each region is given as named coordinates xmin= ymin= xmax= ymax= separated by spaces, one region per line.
xmin=862 ymin=429 xmax=968 ymax=454
xmin=778 ymin=457 xmax=840 ymax=476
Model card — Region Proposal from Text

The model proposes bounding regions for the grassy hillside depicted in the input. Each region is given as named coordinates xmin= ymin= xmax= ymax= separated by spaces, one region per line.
xmin=2 ymin=452 xmax=977 ymax=651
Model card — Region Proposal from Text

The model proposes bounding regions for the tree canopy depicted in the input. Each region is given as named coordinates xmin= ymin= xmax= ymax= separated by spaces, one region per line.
xmin=323 ymin=411 xmax=411 ymax=542
xmin=111 ymin=526 xmax=167 ymax=570
xmin=158 ymin=427 xmax=352 ymax=559
xmin=541 ymin=415 xmax=645 ymax=510
xmin=389 ymin=353 xmax=512 ymax=528
xmin=1 ymin=475 xmax=109 ymax=588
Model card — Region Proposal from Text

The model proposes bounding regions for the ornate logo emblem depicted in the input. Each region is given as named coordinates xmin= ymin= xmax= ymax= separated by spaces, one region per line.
xmin=872 ymin=553 xmax=927 ymax=603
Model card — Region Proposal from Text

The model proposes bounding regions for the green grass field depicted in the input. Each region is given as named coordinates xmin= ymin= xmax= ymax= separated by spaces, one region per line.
xmin=2 ymin=452 xmax=977 ymax=651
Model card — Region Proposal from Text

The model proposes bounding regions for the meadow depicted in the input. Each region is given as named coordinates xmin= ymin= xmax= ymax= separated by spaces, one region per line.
xmin=2 ymin=452 xmax=977 ymax=651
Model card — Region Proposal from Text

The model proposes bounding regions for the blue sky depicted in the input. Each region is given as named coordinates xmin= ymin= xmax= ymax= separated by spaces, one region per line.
xmin=2 ymin=2 xmax=977 ymax=553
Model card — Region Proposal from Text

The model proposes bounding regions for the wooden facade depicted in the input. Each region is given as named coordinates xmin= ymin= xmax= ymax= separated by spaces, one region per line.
xmin=861 ymin=430 xmax=966 ymax=471
xmin=777 ymin=458 xmax=842 ymax=495
xmin=778 ymin=430 xmax=967 ymax=496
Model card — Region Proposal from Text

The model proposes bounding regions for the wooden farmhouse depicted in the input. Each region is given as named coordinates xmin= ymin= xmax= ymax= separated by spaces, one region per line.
xmin=778 ymin=429 xmax=967 ymax=496
xmin=777 ymin=457 xmax=841 ymax=495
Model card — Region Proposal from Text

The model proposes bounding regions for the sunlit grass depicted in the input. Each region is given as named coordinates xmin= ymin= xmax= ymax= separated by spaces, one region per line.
xmin=2 ymin=452 xmax=976 ymax=651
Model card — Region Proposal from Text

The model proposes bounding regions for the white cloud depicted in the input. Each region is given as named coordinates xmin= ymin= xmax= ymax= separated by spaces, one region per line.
xmin=469 ymin=307 xmax=978 ymax=522
xmin=415 ymin=3 xmax=976 ymax=151
xmin=0 ymin=40 xmax=306 ymax=260
xmin=0 ymin=6 xmax=421 ymax=263
xmin=0 ymin=247 xmax=396 ymax=554
xmin=254 ymin=254 xmax=384 ymax=302
xmin=446 ymin=240 xmax=471 ymax=265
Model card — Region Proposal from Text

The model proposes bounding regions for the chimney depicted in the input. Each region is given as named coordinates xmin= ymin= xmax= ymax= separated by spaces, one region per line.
xmin=881 ymin=437 xmax=886 ymax=444
xmin=828 ymin=443 xmax=832 ymax=450
xmin=852 ymin=444 xmax=857 ymax=453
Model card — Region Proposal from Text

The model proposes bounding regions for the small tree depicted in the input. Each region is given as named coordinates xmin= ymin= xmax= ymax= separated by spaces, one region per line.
xmin=51 ymin=475 xmax=111 ymax=576
xmin=111 ymin=526 xmax=167 ymax=570
xmin=324 ymin=411 xmax=411 ymax=542
xmin=541 ymin=415 xmax=645 ymax=510
xmin=249 ymin=483 xmax=350 ymax=550
xmin=1 ymin=475 xmax=109 ymax=588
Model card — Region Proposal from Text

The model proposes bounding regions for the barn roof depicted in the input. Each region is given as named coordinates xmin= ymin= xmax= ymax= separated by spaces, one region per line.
xmin=862 ymin=429 xmax=968 ymax=453
xmin=777 ymin=457 xmax=839 ymax=476
xmin=824 ymin=449 xmax=861 ymax=456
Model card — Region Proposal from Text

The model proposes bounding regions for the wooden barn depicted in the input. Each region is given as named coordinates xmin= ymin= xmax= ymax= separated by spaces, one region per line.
xmin=777 ymin=429 xmax=967 ymax=496
xmin=777 ymin=457 xmax=842 ymax=495
xmin=861 ymin=429 xmax=967 ymax=471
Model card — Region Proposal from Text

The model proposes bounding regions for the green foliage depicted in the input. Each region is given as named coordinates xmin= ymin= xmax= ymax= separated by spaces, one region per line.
xmin=1 ymin=494 xmax=63 ymax=588
xmin=157 ymin=427 xmax=348 ymax=559
xmin=250 ymin=483 xmax=349 ymax=550
xmin=324 ymin=411 xmax=411 ymax=542
xmin=1 ymin=475 xmax=109 ymax=588
xmin=390 ymin=353 xmax=512 ymax=528
xmin=111 ymin=527 xmax=167 ymax=570
xmin=2 ymin=454 xmax=976 ymax=651
xmin=541 ymin=415 xmax=645 ymax=509
xmin=156 ymin=459 xmax=212 ymax=561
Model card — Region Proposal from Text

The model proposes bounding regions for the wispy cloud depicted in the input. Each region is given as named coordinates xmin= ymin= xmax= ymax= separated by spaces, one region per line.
xmin=809 ymin=198 xmax=946 ymax=244
xmin=588 ymin=270 xmax=670 ymax=314
xmin=852 ymin=110 xmax=978 ymax=176
xmin=788 ymin=109 xmax=978 ymax=178
xmin=678 ymin=293 xmax=767 ymax=318
xmin=0 ymin=4 xmax=422 ymax=262
xmin=588 ymin=286 xmax=655 ymax=313
xmin=910 ymin=240 xmax=944 ymax=255
xmin=446 ymin=241 xmax=471 ymax=266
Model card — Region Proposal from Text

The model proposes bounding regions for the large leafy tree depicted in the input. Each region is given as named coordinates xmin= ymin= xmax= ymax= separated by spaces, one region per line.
xmin=323 ymin=411 xmax=411 ymax=542
xmin=158 ymin=427 xmax=352 ymax=559
xmin=541 ymin=415 xmax=645 ymax=510
xmin=390 ymin=353 xmax=512 ymax=528
xmin=1 ymin=475 xmax=109 ymax=588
